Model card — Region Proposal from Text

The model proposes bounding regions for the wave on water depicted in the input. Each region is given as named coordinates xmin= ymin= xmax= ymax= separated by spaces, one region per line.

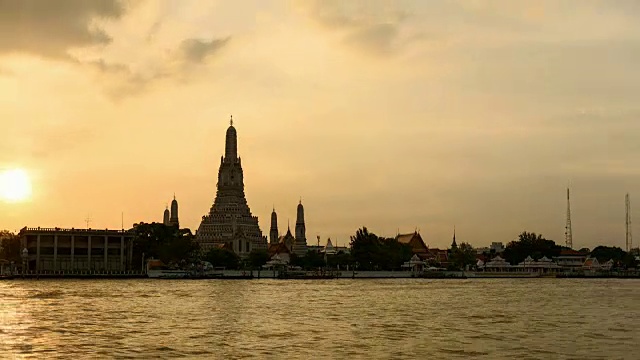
xmin=27 ymin=290 xmax=64 ymax=299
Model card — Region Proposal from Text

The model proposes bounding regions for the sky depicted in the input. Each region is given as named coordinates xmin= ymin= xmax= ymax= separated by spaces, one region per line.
xmin=1 ymin=0 xmax=640 ymax=250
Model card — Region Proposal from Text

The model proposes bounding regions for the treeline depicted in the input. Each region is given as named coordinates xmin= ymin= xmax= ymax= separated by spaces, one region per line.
xmin=501 ymin=231 xmax=638 ymax=269
xmin=349 ymin=227 xmax=413 ymax=270
xmin=502 ymin=232 xmax=563 ymax=265
xmin=7 ymin=224 xmax=637 ymax=271
xmin=132 ymin=222 xmax=200 ymax=267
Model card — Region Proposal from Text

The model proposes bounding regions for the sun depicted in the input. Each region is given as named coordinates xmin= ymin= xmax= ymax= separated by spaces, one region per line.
xmin=0 ymin=169 xmax=32 ymax=202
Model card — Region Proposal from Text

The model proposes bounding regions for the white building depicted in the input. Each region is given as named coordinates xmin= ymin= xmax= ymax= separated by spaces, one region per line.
xmin=19 ymin=227 xmax=134 ymax=273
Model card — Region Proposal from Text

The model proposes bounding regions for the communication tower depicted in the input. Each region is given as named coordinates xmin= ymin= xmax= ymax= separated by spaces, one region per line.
xmin=565 ymin=188 xmax=573 ymax=249
xmin=626 ymin=193 xmax=632 ymax=252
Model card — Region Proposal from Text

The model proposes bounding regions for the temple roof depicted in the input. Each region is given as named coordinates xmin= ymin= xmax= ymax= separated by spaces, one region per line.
xmin=268 ymin=242 xmax=290 ymax=255
xmin=284 ymin=227 xmax=294 ymax=239
xmin=396 ymin=232 xmax=419 ymax=244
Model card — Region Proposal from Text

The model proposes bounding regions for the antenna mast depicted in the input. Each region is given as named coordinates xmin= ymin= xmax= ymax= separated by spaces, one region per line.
xmin=626 ymin=193 xmax=632 ymax=252
xmin=565 ymin=188 xmax=573 ymax=249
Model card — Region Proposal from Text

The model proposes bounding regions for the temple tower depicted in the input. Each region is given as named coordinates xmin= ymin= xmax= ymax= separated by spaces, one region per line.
xmin=163 ymin=206 xmax=170 ymax=226
xmin=196 ymin=116 xmax=267 ymax=256
xmin=294 ymin=200 xmax=308 ymax=256
xmin=270 ymin=207 xmax=279 ymax=244
xmin=169 ymin=195 xmax=179 ymax=227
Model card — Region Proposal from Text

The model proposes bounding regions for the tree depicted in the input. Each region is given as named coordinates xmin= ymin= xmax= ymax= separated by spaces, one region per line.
xmin=248 ymin=249 xmax=270 ymax=269
xmin=349 ymin=227 xmax=412 ymax=270
xmin=378 ymin=238 xmax=413 ymax=270
xmin=204 ymin=248 xmax=240 ymax=269
xmin=590 ymin=246 xmax=626 ymax=263
xmin=327 ymin=251 xmax=353 ymax=269
xmin=502 ymin=231 xmax=562 ymax=265
xmin=302 ymin=250 xmax=326 ymax=269
xmin=622 ymin=252 xmax=637 ymax=269
xmin=158 ymin=228 xmax=200 ymax=265
xmin=350 ymin=227 xmax=381 ymax=270
xmin=0 ymin=230 xmax=21 ymax=263
xmin=450 ymin=242 xmax=476 ymax=270
xmin=132 ymin=223 xmax=199 ymax=266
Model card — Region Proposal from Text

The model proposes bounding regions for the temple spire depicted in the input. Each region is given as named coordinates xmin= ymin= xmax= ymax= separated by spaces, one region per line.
xmin=224 ymin=115 xmax=238 ymax=161
xmin=295 ymin=199 xmax=308 ymax=255
xmin=270 ymin=206 xmax=279 ymax=244
xmin=451 ymin=226 xmax=458 ymax=249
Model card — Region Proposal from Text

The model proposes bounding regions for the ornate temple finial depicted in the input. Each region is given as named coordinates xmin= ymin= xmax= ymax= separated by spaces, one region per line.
xmin=299 ymin=196 xmax=302 ymax=204
xmin=173 ymin=192 xmax=176 ymax=200
xmin=230 ymin=114 xmax=233 ymax=126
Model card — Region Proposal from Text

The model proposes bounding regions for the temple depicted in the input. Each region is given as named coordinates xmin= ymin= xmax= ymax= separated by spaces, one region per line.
xmin=267 ymin=201 xmax=309 ymax=258
xmin=196 ymin=117 xmax=268 ymax=256
xmin=162 ymin=195 xmax=179 ymax=227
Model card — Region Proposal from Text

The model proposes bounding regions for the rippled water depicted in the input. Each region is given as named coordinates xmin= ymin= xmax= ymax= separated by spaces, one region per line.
xmin=1 ymin=279 xmax=639 ymax=359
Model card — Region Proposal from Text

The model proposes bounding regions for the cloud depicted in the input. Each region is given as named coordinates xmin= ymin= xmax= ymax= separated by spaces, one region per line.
xmin=179 ymin=37 xmax=231 ymax=63
xmin=300 ymin=0 xmax=410 ymax=55
xmin=0 ymin=0 xmax=125 ymax=60
xmin=0 ymin=1 xmax=231 ymax=98
xmin=83 ymin=35 xmax=230 ymax=99
xmin=344 ymin=23 xmax=399 ymax=55
xmin=86 ymin=59 xmax=167 ymax=99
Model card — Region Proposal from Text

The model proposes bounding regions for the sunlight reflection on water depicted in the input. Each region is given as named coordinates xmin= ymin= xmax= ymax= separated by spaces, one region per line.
xmin=1 ymin=279 xmax=639 ymax=359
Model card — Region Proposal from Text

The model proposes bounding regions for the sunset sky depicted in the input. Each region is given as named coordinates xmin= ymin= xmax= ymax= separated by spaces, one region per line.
xmin=1 ymin=0 xmax=640 ymax=249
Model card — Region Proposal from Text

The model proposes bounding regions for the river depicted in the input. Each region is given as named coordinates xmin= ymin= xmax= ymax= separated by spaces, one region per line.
xmin=1 ymin=279 xmax=638 ymax=359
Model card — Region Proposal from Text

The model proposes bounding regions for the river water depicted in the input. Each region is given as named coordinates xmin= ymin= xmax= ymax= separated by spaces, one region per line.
xmin=1 ymin=279 xmax=638 ymax=359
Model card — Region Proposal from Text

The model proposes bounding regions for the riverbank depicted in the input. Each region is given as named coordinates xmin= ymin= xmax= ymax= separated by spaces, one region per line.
xmin=3 ymin=270 xmax=640 ymax=280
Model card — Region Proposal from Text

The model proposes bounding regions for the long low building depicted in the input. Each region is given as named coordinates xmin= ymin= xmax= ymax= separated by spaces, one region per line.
xmin=19 ymin=227 xmax=135 ymax=273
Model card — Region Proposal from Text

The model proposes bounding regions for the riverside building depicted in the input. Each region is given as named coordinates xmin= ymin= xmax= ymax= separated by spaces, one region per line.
xmin=19 ymin=227 xmax=134 ymax=272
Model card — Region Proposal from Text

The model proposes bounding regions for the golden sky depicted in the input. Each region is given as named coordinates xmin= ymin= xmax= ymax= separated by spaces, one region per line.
xmin=2 ymin=0 xmax=640 ymax=249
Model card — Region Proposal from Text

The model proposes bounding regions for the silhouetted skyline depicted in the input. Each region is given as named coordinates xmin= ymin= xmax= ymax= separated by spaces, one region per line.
xmin=1 ymin=1 xmax=640 ymax=249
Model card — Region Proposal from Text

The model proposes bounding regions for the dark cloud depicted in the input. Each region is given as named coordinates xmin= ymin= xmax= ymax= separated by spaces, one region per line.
xmin=0 ymin=0 xmax=125 ymax=59
xmin=0 ymin=1 xmax=233 ymax=98
xmin=179 ymin=37 xmax=230 ymax=63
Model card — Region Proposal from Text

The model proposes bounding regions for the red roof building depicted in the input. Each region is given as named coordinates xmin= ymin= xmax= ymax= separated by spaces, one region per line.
xmin=396 ymin=231 xmax=430 ymax=260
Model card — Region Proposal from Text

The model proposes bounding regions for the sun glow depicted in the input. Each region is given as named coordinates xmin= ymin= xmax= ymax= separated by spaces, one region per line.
xmin=0 ymin=169 xmax=32 ymax=202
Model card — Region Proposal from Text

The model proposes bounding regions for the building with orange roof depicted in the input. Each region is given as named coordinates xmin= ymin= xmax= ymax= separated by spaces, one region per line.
xmin=396 ymin=231 xmax=430 ymax=260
